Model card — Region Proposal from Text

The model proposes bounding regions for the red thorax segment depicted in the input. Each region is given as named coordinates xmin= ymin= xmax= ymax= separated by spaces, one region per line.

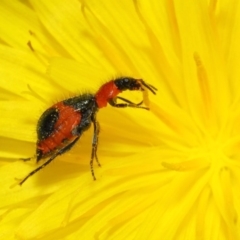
xmin=37 ymin=102 xmax=81 ymax=156
xmin=95 ymin=80 xmax=121 ymax=108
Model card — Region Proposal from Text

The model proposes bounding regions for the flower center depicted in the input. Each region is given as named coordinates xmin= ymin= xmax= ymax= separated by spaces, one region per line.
xmin=162 ymin=136 xmax=233 ymax=173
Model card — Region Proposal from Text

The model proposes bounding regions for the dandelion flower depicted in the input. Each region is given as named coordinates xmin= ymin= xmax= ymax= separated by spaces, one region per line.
xmin=0 ymin=0 xmax=239 ymax=239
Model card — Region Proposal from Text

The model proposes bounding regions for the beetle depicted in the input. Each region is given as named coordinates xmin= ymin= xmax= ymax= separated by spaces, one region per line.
xmin=18 ymin=77 xmax=157 ymax=185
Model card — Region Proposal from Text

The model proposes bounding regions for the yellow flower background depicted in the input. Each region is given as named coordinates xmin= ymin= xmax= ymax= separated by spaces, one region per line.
xmin=0 ymin=0 xmax=240 ymax=239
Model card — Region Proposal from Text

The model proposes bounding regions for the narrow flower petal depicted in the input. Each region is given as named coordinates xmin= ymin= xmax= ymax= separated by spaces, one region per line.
xmin=0 ymin=0 xmax=62 ymax=57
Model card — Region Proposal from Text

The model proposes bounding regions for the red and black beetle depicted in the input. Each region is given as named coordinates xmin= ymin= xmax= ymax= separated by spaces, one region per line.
xmin=18 ymin=77 xmax=157 ymax=185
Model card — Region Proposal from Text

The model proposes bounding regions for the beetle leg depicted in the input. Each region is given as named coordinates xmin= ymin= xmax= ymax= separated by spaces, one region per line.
xmin=108 ymin=97 xmax=149 ymax=110
xmin=19 ymin=157 xmax=32 ymax=162
xmin=18 ymin=136 xmax=80 ymax=186
xmin=90 ymin=114 xmax=100 ymax=180
xmin=117 ymin=96 xmax=143 ymax=106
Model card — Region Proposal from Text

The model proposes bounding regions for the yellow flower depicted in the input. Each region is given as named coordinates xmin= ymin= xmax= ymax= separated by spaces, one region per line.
xmin=0 ymin=0 xmax=239 ymax=239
